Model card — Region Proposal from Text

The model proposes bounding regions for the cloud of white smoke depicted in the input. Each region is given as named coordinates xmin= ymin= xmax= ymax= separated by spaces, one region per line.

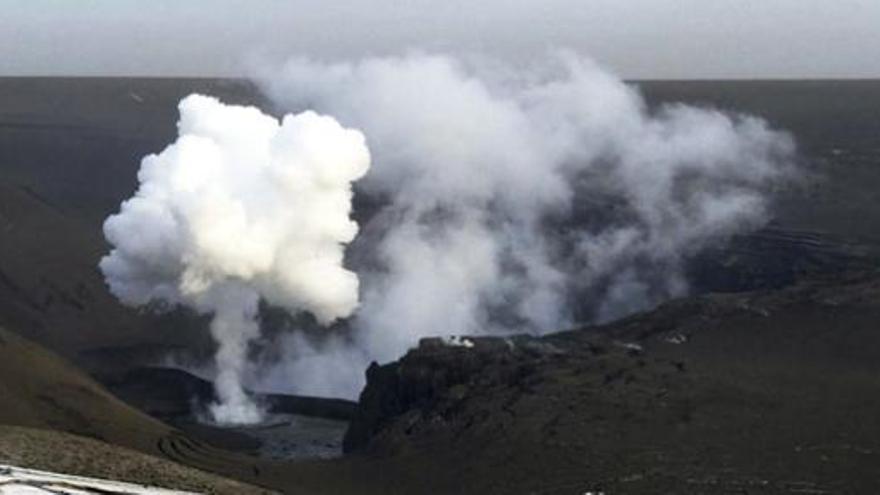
xmin=100 ymin=94 xmax=370 ymax=423
xmin=254 ymin=52 xmax=796 ymax=399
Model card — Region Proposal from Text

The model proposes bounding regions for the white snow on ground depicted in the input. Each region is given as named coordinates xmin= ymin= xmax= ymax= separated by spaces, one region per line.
xmin=0 ymin=464 xmax=199 ymax=494
xmin=443 ymin=336 xmax=475 ymax=348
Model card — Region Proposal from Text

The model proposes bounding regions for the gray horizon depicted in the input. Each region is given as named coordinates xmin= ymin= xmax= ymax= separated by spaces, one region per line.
xmin=2 ymin=0 xmax=879 ymax=80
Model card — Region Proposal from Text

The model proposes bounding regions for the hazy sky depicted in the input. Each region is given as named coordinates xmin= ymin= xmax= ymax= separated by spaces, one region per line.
xmin=3 ymin=0 xmax=879 ymax=79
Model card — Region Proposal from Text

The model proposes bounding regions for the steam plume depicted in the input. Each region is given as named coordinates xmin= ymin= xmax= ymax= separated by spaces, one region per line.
xmin=100 ymin=94 xmax=370 ymax=423
xmin=255 ymin=52 xmax=796 ymax=399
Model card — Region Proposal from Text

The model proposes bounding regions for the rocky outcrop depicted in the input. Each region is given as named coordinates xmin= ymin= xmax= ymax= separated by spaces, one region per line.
xmin=344 ymin=336 xmax=562 ymax=453
xmin=342 ymin=272 xmax=880 ymax=492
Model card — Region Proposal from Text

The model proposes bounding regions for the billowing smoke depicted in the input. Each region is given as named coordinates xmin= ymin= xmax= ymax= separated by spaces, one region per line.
xmin=253 ymin=52 xmax=797 ymax=399
xmin=100 ymin=94 xmax=370 ymax=423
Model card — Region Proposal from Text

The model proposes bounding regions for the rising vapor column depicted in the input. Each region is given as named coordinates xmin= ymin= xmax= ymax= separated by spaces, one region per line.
xmin=100 ymin=94 xmax=370 ymax=424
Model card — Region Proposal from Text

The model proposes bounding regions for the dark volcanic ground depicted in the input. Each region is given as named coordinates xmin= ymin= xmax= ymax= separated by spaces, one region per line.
xmin=340 ymin=273 xmax=880 ymax=494
xmin=0 ymin=78 xmax=879 ymax=493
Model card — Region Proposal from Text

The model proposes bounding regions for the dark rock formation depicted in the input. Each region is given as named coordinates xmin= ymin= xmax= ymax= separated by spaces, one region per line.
xmin=342 ymin=272 xmax=880 ymax=493
xmin=344 ymin=335 xmax=558 ymax=453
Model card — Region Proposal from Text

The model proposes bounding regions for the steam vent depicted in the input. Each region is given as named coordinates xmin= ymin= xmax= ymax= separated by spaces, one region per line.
xmin=3 ymin=4 xmax=880 ymax=493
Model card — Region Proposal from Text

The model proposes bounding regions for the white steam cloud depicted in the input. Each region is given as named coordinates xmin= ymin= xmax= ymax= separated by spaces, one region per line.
xmin=100 ymin=94 xmax=370 ymax=423
xmin=254 ymin=52 xmax=796 ymax=399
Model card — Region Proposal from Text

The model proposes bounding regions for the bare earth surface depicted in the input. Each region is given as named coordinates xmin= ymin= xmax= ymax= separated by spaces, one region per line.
xmin=0 ymin=426 xmax=270 ymax=494
xmin=338 ymin=272 xmax=880 ymax=494
xmin=0 ymin=78 xmax=879 ymax=493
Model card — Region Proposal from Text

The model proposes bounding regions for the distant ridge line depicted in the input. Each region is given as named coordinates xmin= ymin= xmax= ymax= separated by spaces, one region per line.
xmin=0 ymin=75 xmax=878 ymax=84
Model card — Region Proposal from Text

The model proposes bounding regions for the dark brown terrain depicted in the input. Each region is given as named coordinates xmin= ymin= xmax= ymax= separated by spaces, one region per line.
xmin=0 ymin=78 xmax=878 ymax=493
xmin=343 ymin=272 xmax=880 ymax=493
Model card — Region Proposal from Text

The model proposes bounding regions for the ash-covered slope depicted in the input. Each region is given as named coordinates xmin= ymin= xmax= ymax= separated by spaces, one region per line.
xmin=0 ymin=182 xmax=149 ymax=354
xmin=0 ymin=325 xmax=279 ymax=493
xmin=342 ymin=272 xmax=880 ymax=494
xmin=0 ymin=427 xmax=268 ymax=494
xmin=0 ymin=324 xmax=172 ymax=452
